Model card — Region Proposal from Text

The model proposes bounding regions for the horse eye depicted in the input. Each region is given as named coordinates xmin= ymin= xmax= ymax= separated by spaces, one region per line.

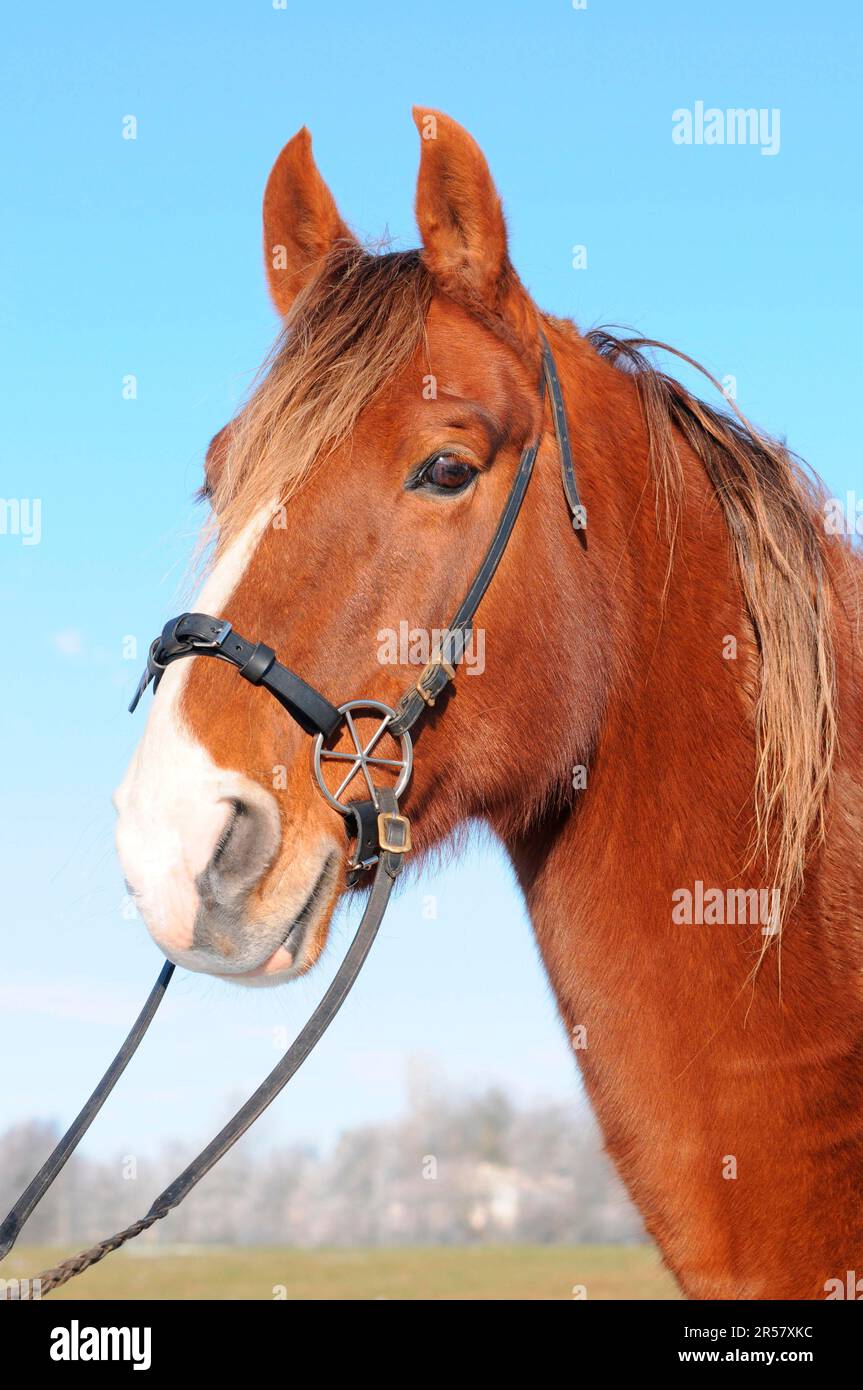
xmin=421 ymin=453 xmax=477 ymax=491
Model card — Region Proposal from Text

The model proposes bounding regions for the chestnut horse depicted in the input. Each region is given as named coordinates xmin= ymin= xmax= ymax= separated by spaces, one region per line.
xmin=115 ymin=110 xmax=863 ymax=1300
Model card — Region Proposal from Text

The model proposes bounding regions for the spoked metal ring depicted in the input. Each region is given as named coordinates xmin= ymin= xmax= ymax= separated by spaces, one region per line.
xmin=311 ymin=699 xmax=413 ymax=814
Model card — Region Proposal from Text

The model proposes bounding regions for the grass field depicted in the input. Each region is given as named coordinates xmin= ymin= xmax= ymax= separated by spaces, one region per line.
xmin=3 ymin=1244 xmax=680 ymax=1300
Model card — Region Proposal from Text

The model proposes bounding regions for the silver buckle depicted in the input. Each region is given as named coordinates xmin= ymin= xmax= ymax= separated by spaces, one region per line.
xmin=194 ymin=619 xmax=233 ymax=650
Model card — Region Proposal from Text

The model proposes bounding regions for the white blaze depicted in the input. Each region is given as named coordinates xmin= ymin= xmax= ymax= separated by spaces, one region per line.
xmin=115 ymin=505 xmax=276 ymax=954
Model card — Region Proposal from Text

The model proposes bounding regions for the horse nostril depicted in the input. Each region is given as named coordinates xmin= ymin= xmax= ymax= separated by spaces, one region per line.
xmin=197 ymin=794 xmax=281 ymax=909
xmin=211 ymin=798 xmax=247 ymax=868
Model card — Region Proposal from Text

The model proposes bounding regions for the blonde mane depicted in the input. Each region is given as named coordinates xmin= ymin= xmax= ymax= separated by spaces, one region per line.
xmin=210 ymin=246 xmax=433 ymax=549
xmin=589 ymin=330 xmax=838 ymax=926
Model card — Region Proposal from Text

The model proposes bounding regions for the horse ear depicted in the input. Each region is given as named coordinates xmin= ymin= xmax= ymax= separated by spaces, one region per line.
xmin=412 ymin=108 xmax=526 ymax=328
xmin=263 ymin=128 xmax=356 ymax=317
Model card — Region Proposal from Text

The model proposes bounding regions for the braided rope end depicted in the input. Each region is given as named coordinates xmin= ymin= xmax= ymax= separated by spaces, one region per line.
xmin=1 ymin=1210 xmax=165 ymax=1300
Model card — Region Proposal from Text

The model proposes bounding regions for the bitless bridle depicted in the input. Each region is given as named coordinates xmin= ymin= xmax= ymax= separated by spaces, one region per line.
xmin=0 ymin=331 xmax=582 ymax=1296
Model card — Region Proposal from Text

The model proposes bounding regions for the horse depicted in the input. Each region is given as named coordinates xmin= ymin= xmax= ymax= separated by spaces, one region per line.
xmin=114 ymin=108 xmax=863 ymax=1300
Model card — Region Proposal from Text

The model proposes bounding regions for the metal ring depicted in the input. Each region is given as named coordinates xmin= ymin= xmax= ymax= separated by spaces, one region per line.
xmin=311 ymin=699 xmax=413 ymax=815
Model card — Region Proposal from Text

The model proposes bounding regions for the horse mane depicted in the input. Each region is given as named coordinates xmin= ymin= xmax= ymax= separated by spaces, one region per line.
xmin=211 ymin=245 xmax=434 ymax=548
xmin=587 ymin=329 xmax=838 ymax=927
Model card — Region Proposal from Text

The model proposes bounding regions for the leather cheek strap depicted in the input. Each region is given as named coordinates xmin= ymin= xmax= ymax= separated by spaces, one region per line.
xmin=389 ymin=431 xmax=540 ymax=737
xmin=539 ymin=327 xmax=586 ymax=536
xmin=389 ymin=330 xmax=585 ymax=738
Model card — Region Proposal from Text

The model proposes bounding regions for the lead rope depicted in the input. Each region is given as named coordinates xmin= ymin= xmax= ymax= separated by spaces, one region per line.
xmin=0 ymin=960 xmax=174 ymax=1264
xmin=20 ymin=1212 xmax=164 ymax=1299
xmin=3 ymin=792 xmax=405 ymax=1300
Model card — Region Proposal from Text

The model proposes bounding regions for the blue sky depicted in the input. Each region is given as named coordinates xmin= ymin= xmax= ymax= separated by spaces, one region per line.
xmin=1 ymin=0 xmax=860 ymax=1171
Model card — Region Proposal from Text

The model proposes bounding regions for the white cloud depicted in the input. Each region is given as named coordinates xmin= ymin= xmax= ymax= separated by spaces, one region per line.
xmin=51 ymin=627 xmax=84 ymax=657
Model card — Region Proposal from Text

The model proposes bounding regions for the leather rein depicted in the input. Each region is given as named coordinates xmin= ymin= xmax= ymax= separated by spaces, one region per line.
xmin=0 ymin=330 xmax=583 ymax=1297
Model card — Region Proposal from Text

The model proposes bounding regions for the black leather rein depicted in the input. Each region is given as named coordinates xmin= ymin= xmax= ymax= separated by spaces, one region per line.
xmin=0 ymin=330 xmax=583 ymax=1297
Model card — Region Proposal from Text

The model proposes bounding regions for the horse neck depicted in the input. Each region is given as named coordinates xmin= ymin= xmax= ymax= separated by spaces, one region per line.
xmin=503 ymin=324 xmax=863 ymax=1298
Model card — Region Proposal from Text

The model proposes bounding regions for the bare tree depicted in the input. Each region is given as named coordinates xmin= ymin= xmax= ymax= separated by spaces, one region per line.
xmin=0 ymin=1080 xmax=644 ymax=1247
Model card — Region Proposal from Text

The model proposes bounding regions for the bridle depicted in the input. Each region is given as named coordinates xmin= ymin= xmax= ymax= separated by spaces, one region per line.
xmin=1 ymin=330 xmax=582 ymax=1296
xmin=0 ymin=329 xmax=583 ymax=1298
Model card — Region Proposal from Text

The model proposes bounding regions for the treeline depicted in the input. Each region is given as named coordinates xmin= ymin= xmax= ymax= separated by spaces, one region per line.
xmin=0 ymin=1084 xmax=644 ymax=1247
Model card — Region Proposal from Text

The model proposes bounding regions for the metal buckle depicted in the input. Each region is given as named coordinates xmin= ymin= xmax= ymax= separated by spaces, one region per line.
xmin=346 ymin=842 xmax=379 ymax=889
xmin=348 ymin=848 xmax=379 ymax=867
xmin=190 ymin=619 xmax=233 ymax=650
xmin=416 ymin=657 xmax=456 ymax=708
xmin=377 ymin=811 xmax=412 ymax=854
